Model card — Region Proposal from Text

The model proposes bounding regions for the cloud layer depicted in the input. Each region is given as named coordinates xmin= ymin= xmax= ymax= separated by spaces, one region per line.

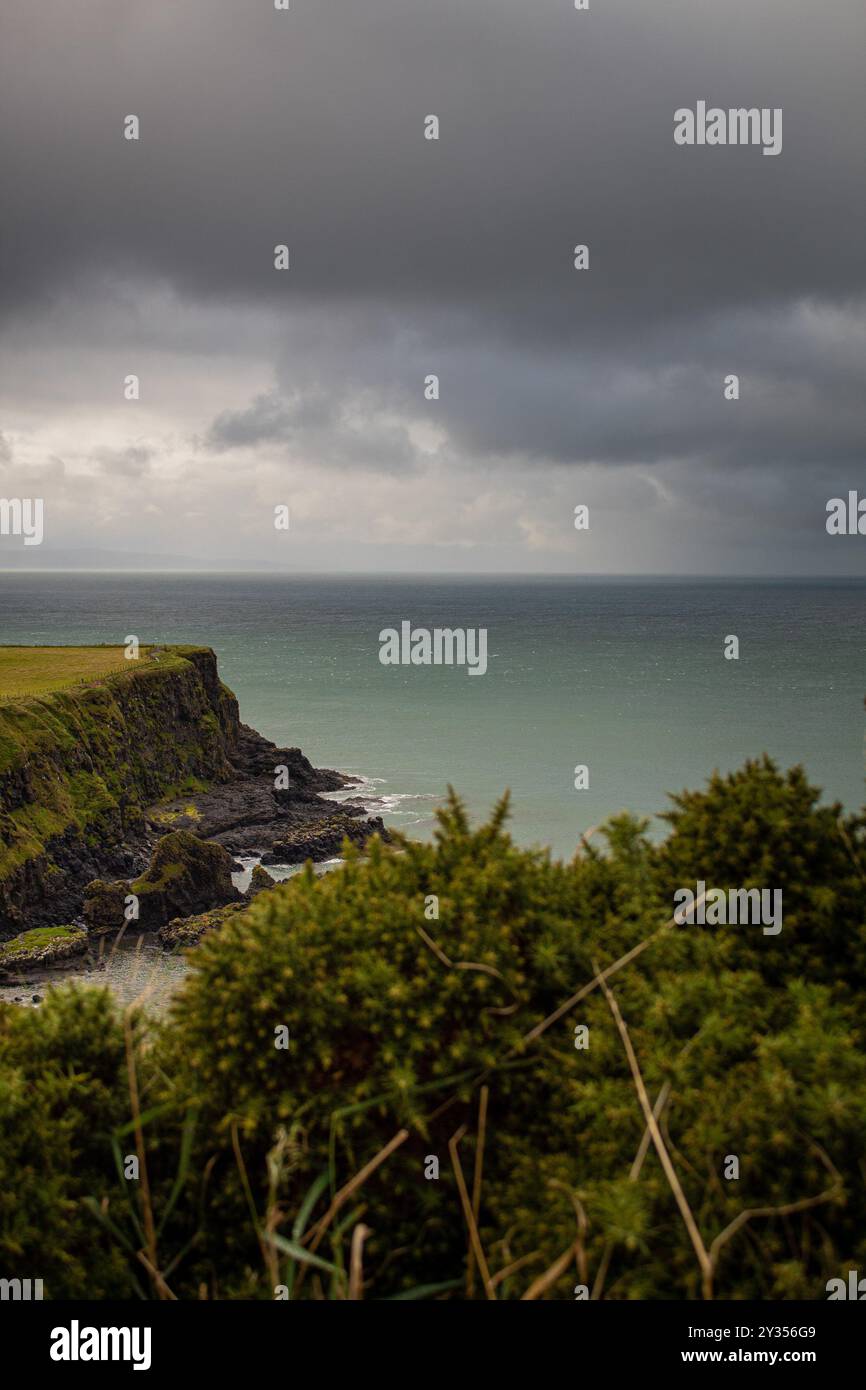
xmin=1 ymin=0 xmax=864 ymax=571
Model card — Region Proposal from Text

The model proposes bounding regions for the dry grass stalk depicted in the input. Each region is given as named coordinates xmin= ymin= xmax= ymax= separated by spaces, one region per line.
xmin=597 ymin=965 xmax=844 ymax=1299
xmin=466 ymin=1085 xmax=489 ymax=1298
xmin=705 ymin=1163 xmax=843 ymax=1299
xmin=549 ymin=1181 xmax=589 ymax=1286
xmin=304 ymin=1128 xmax=409 ymax=1251
xmin=576 ymin=825 xmax=598 ymax=856
xmin=292 ymin=1128 xmax=407 ymax=1300
xmin=449 ymin=1125 xmax=496 ymax=1300
xmin=136 ymin=1250 xmax=177 ymax=1301
xmin=348 ymin=1223 xmax=371 ymax=1300
xmin=594 ymin=962 xmax=714 ymax=1296
xmin=630 ymin=1081 xmax=672 ymax=1179
xmin=521 ymin=1244 xmax=577 ymax=1300
xmin=490 ymin=1250 xmax=542 ymax=1290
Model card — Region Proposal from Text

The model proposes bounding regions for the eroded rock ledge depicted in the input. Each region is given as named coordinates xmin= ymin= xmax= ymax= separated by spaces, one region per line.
xmin=0 ymin=925 xmax=87 ymax=977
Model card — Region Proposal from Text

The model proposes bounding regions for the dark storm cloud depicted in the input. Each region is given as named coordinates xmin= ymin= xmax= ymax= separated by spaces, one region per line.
xmin=199 ymin=293 xmax=866 ymax=479
xmin=205 ymin=385 xmax=418 ymax=472
xmin=205 ymin=391 xmax=338 ymax=451
xmin=2 ymin=0 xmax=863 ymax=325
xmin=1 ymin=0 xmax=864 ymax=569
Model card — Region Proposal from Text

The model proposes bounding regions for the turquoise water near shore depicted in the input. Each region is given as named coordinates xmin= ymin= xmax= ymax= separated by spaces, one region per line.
xmin=1 ymin=573 xmax=864 ymax=858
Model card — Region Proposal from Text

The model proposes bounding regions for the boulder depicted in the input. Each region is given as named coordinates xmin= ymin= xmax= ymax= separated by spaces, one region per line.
xmin=130 ymin=831 xmax=242 ymax=929
xmin=247 ymin=863 xmax=274 ymax=897
xmin=85 ymin=830 xmax=243 ymax=932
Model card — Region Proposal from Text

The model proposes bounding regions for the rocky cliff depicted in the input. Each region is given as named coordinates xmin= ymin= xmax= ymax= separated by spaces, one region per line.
xmin=0 ymin=646 xmax=381 ymax=937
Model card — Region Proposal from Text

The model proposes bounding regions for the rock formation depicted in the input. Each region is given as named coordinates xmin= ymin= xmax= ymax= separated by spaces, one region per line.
xmin=0 ymin=645 xmax=385 ymax=942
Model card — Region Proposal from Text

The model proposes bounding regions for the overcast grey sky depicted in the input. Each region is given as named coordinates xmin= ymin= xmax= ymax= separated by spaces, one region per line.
xmin=1 ymin=0 xmax=864 ymax=572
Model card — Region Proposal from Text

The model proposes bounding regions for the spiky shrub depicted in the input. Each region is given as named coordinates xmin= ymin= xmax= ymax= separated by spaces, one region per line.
xmin=657 ymin=756 xmax=866 ymax=989
xmin=2 ymin=765 xmax=864 ymax=1300
xmin=154 ymin=791 xmax=603 ymax=1296
xmin=154 ymin=769 xmax=866 ymax=1299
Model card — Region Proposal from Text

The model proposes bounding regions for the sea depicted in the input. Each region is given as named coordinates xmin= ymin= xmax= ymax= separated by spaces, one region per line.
xmin=1 ymin=573 xmax=863 ymax=1006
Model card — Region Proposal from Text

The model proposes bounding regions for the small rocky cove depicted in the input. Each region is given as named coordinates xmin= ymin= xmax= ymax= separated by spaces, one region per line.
xmin=0 ymin=646 xmax=385 ymax=1005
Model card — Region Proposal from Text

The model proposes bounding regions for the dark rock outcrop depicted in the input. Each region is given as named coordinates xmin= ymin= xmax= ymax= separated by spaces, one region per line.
xmin=132 ymin=831 xmax=241 ymax=927
xmin=246 ymin=863 xmax=274 ymax=897
xmin=260 ymin=814 xmax=386 ymax=865
xmin=83 ymin=830 xmax=242 ymax=933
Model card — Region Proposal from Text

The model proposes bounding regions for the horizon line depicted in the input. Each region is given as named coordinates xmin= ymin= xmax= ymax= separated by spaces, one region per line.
xmin=2 ymin=568 xmax=866 ymax=582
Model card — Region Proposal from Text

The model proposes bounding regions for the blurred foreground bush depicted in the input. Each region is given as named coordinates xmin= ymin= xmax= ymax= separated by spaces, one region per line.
xmin=1 ymin=759 xmax=864 ymax=1299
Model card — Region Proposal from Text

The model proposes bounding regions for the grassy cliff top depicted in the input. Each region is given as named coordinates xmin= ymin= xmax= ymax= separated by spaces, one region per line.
xmin=0 ymin=646 xmax=150 ymax=700
xmin=0 ymin=644 xmax=220 ymax=782
xmin=0 ymin=645 xmax=235 ymax=909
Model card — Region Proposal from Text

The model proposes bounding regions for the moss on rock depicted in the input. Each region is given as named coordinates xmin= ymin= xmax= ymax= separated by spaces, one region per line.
xmin=82 ymin=830 xmax=242 ymax=933
xmin=130 ymin=830 xmax=240 ymax=925
xmin=0 ymin=925 xmax=87 ymax=973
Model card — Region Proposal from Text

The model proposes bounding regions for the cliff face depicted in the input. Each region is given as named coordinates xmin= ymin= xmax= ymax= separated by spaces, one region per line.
xmin=0 ymin=647 xmax=241 ymax=935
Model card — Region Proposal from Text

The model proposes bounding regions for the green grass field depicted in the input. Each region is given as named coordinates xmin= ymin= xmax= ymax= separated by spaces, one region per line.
xmin=0 ymin=646 xmax=137 ymax=699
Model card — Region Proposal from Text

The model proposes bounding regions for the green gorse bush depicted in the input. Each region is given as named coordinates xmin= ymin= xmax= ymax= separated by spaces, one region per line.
xmin=1 ymin=760 xmax=864 ymax=1300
